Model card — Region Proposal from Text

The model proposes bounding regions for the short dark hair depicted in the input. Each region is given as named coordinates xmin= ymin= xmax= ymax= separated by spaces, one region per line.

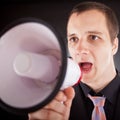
xmin=68 ymin=1 xmax=119 ymax=42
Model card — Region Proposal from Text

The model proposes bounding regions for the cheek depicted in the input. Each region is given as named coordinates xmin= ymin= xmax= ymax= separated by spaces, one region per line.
xmin=68 ymin=49 xmax=86 ymax=64
xmin=96 ymin=48 xmax=112 ymax=66
xmin=68 ymin=49 xmax=78 ymax=62
xmin=68 ymin=48 xmax=74 ymax=57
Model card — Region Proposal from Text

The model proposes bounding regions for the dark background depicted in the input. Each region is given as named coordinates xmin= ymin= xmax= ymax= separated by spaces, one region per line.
xmin=0 ymin=0 xmax=120 ymax=71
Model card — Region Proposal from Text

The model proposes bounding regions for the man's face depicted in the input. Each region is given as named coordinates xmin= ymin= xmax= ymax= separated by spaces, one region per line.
xmin=67 ymin=10 xmax=118 ymax=84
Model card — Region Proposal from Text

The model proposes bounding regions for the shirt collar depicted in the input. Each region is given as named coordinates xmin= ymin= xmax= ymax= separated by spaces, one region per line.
xmin=80 ymin=73 xmax=120 ymax=104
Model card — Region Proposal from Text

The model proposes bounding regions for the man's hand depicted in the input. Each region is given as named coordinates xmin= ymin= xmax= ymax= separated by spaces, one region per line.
xmin=28 ymin=87 xmax=75 ymax=120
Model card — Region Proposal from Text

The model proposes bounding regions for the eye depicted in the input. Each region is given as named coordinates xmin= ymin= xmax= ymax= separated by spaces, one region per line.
xmin=89 ymin=35 xmax=100 ymax=41
xmin=68 ymin=37 xmax=79 ymax=43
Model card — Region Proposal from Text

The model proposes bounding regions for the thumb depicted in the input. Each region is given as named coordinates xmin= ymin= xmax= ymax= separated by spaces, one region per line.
xmin=63 ymin=87 xmax=75 ymax=107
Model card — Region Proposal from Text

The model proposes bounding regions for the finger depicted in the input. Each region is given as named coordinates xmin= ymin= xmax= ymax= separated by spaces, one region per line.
xmin=28 ymin=108 xmax=64 ymax=120
xmin=44 ymin=99 xmax=66 ymax=115
xmin=28 ymin=109 xmax=46 ymax=120
xmin=54 ymin=91 xmax=67 ymax=102
xmin=64 ymin=87 xmax=75 ymax=100
xmin=63 ymin=87 xmax=75 ymax=108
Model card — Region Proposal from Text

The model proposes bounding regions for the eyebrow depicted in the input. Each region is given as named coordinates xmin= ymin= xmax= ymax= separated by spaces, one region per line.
xmin=87 ymin=31 xmax=103 ymax=35
xmin=67 ymin=33 xmax=76 ymax=38
xmin=67 ymin=31 xmax=103 ymax=38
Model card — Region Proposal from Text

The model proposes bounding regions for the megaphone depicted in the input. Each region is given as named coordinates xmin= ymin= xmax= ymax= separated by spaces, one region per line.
xmin=0 ymin=18 xmax=81 ymax=115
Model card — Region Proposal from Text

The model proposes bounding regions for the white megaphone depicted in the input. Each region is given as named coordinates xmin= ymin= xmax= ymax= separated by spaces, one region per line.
xmin=0 ymin=18 xmax=81 ymax=114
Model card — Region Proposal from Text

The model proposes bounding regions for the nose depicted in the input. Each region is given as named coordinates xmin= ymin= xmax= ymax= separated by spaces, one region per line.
xmin=75 ymin=40 xmax=89 ymax=55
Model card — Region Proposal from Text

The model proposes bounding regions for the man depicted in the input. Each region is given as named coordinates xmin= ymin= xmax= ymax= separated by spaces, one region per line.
xmin=28 ymin=1 xmax=120 ymax=120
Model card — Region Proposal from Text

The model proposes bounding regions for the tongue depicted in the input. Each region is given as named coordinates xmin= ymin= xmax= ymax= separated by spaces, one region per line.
xmin=81 ymin=63 xmax=92 ymax=72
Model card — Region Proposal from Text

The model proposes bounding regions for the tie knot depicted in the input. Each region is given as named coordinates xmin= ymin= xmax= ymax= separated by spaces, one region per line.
xmin=88 ymin=94 xmax=106 ymax=107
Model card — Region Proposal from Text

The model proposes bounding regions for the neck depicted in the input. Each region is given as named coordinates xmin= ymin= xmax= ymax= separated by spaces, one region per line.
xmin=85 ymin=67 xmax=117 ymax=93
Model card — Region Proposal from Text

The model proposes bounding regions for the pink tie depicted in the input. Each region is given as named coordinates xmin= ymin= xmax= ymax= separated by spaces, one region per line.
xmin=88 ymin=94 xmax=106 ymax=120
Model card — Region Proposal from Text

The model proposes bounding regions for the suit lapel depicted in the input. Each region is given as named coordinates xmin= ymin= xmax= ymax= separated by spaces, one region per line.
xmin=69 ymin=84 xmax=89 ymax=120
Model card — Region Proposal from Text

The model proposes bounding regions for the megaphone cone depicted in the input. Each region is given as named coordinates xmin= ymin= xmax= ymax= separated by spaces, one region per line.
xmin=0 ymin=18 xmax=81 ymax=114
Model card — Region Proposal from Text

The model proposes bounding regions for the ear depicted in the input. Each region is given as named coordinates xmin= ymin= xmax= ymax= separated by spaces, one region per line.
xmin=112 ymin=37 xmax=119 ymax=55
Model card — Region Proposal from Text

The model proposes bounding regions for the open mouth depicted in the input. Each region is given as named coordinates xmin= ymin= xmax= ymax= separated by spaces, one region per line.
xmin=79 ymin=62 xmax=93 ymax=73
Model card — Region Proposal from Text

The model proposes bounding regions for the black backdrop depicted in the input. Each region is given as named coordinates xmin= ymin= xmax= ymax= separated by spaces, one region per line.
xmin=0 ymin=0 xmax=120 ymax=70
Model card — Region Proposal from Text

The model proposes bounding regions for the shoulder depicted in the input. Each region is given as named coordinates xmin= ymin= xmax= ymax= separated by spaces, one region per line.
xmin=117 ymin=71 xmax=120 ymax=77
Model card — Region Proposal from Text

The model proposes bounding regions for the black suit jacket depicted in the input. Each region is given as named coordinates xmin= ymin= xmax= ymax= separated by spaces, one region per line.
xmin=0 ymin=107 xmax=28 ymax=120
xmin=69 ymin=84 xmax=120 ymax=120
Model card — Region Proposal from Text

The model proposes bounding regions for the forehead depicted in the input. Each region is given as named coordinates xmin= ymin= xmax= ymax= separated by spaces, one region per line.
xmin=68 ymin=9 xmax=106 ymax=24
xmin=67 ymin=9 xmax=108 ymax=34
